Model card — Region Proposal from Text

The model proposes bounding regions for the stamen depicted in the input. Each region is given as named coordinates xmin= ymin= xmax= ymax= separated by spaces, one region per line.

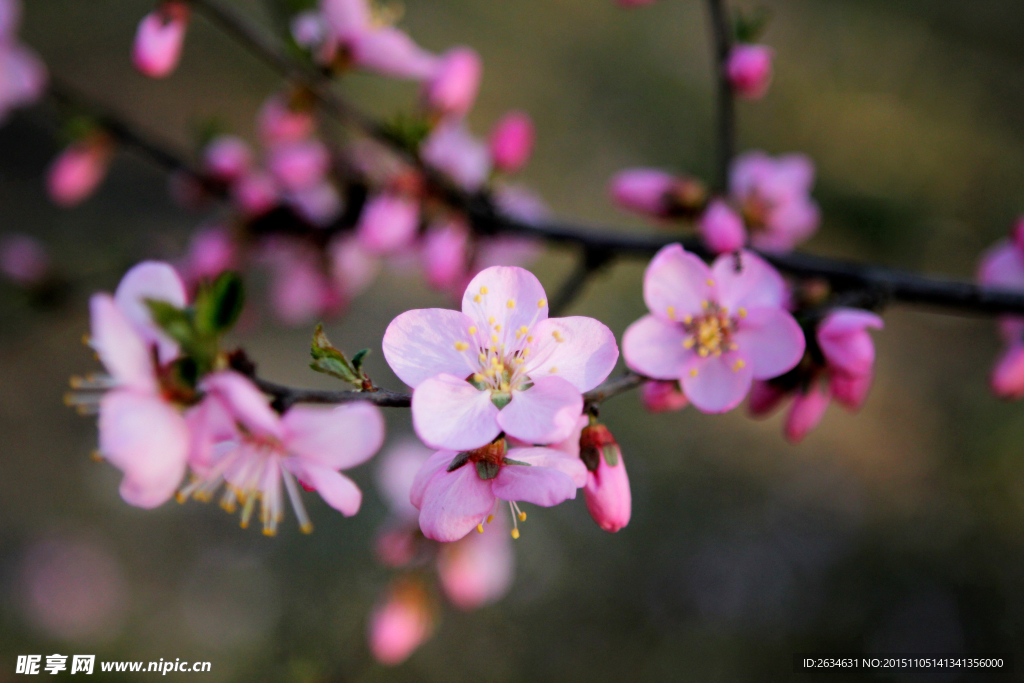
xmin=454 ymin=341 xmax=469 ymax=351
xmin=480 ymin=286 xmax=488 ymax=294
xmin=667 ymin=306 xmax=675 ymax=320
xmin=474 ymin=295 xmax=481 ymax=303
xmin=690 ymin=369 xmax=698 ymax=377
xmin=549 ymin=367 xmax=557 ymax=373
xmin=738 ymin=307 xmax=747 ymax=318
xmin=469 ymin=326 xmax=477 ymax=335
xmin=507 ymin=299 xmax=515 ymax=308
xmin=706 ymin=279 xmax=714 ymax=286
xmin=537 ymin=299 xmax=546 ymax=308
xmin=511 ymin=528 xmax=520 ymax=539
xmin=732 ymin=359 xmax=746 ymax=372
xmin=488 ymin=316 xmax=495 ymax=325
xmin=683 ymin=337 xmax=695 ymax=349
xmin=477 ymin=523 xmax=484 ymax=533
xmin=526 ymin=335 xmax=533 ymax=343
xmin=491 ymin=334 xmax=499 ymax=343
xmin=683 ymin=315 xmax=693 ymax=324
xmin=282 ymin=468 xmax=314 ymax=534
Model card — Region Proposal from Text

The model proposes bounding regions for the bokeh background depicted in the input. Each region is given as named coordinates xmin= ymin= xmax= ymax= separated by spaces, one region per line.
xmin=3 ymin=0 xmax=1024 ymax=680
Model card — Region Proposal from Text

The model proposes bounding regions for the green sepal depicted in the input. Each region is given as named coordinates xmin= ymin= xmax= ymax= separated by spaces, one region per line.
xmin=475 ymin=460 xmax=500 ymax=480
xmin=490 ymin=391 xmax=512 ymax=409
xmin=169 ymin=356 xmax=200 ymax=390
xmin=309 ymin=324 xmax=365 ymax=387
xmin=379 ymin=111 xmax=432 ymax=154
xmin=502 ymin=458 xmax=531 ymax=467
xmin=602 ymin=444 xmax=620 ymax=467
xmin=734 ymin=6 xmax=772 ymax=43
xmin=446 ymin=451 xmax=472 ymax=472
xmin=194 ymin=271 xmax=244 ymax=336
xmin=145 ymin=299 xmax=194 ymax=347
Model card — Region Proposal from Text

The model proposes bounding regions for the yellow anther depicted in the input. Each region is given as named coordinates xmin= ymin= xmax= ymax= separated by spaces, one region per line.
xmin=469 ymin=326 xmax=477 ymax=335
xmin=707 ymin=279 xmax=714 ymax=286
xmin=480 ymin=286 xmax=489 ymax=294
xmin=477 ymin=523 xmax=485 ymax=533
xmin=527 ymin=335 xmax=533 ymax=343
xmin=683 ymin=338 xmax=695 ymax=349
xmin=552 ymin=331 xmax=564 ymax=342
xmin=549 ymin=366 xmax=558 ymax=373
xmin=263 ymin=528 xmax=277 ymax=537
xmin=516 ymin=358 xmax=525 ymax=364
xmin=479 ymin=353 xmax=487 ymax=363
xmin=454 ymin=341 xmax=469 ymax=351
xmin=729 ymin=342 xmax=739 ymax=351
xmin=511 ymin=528 xmax=520 ymax=539
xmin=486 ymin=369 xmax=496 ymax=377
xmin=522 ymin=348 xmax=530 ymax=356
xmin=538 ymin=299 xmax=546 ymax=308
xmin=300 ymin=522 xmax=314 ymax=534
xmin=520 ymin=326 xmax=529 ymax=335
xmin=690 ymin=369 xmax=698 ymax=377
xmin=518 ymin=511 xmax=527 ymax=522
xmin=491 ymin=334 xmax=499 ymax=343
xmin=486 ymin=514 xmax=494 ymax=524
xmin=474 ymin=294 xmax=481 ymax=303
xmin=667 ymin=306 xmax=676 ymax=320
xmin=683 ymin=315 xmax=693 ymax=324
xmin=495 ymin=325 xmax=502 ymax=332
xmin=488 ymin=316 xmax=495 ymax=325
xmin=473 ymin=373 xmax=485 ymax=382
xmin=507 ymin=299 xmax=515 ymax=308
xmin=698 ymin=348 xmax=709 ymax=357
xmin=732 ymin=359 xmax=746 ymax=372
xmin=90 ymin=449 xmax=104 ymax=462
xmin=491 ymin=356 xmax=501 ymax=366
xmin=500 ymin=382 xmax=510 ymax=391
xmin=738 ymin=307 xmax=747 ymax=318
xmin=702 ymin=300 xmax=710 ymax=309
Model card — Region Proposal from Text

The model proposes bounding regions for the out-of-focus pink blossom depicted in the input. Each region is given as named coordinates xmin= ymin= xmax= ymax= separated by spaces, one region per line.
xmin=291 ymin=10 xmax=328 ymax=51
xmin=46 ymin=136 xmax=113 ymax=208
xmin=257 ymin=94 xmax=316 ymax=147
xmin=437 ymin=515 xmax=514 ymax=609
xmin=0 ymin=0 xmax=21 ymax=39
xmin=356 ymin=192 xmax=420 ymax=254
xmin=202 ymin=135 xmax=252 ymax=183
xmin=0 ymin=43 xmax=46 ymax=123
xmin=232 ymin=171 xmax=280 ymax=217
xmin=640 ymin=380 xmax=688 ymax=413
xmin=0 ymin=232 xmax=49 ymax=286
xmin=623 ymin=245 xmax=805 ymax=413
xmin=726 ymin=44 xmax=774 ymax=100
xmin=384 ymin=266 xmax=618 ymax=452
xmin=422 ymin=219 xmax=469 ymax=291
xmin=268 ymin=139 xmax=330 ymax=192
xmin=423 ymin=47 xmax=482 ymax=117
xmin=978 ymin=233 xmax=1024 ymax=399
xmin=729 ymin=151 xmax=820 ymax=252
xmin=262 ymin=240 xmax=339 ymax=326
xmin=747 ymin=379 xmax=787 ymax=416
xmin=817 ymin=308 xmax=884 ymax=376
xmin=609 ymin=168 xmax=707 ymax=220
xmin=287 ymin=180 xmax=342 ymax=227
xmin=320 ymin=0 xmax=437 ymax=79
xmin=178 ymin=226 xmax=237 ymax=289
xmin=990 ymin=345 xmax=1024 ymax=400
xmin=421 ymin=119 xmax=492 ymax=191
xmin=783 ymin=384 xmax=831 ymax=443
xmin=580 ymin=423 xmax=631 ymax=532
xmin=368 ymin=578 xmax=434 ymax=666
xmin=329 ymin=234 xmax=379 ymax=300
xmin=698 ymin=199 xmax=747 ymax=254
xmin=132 ymin=1 xmax=189 ymax=79
xmin=493 ymin=183 xmax=550 ymax=227
xmin=489 ymin=111 xmax=534 ymax=173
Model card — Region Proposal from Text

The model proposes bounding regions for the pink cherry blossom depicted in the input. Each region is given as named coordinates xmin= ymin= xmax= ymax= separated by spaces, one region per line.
xmin=356 ymin=192 xmax=420 ymax=254
xmin=368 ymin=578 xmax=434 ymax=666
xmin=729 ymin=151 xmax=820 ymax=252
xmin=423 ymin=47 xmax=482 ymax=117
xmin=132 ymin=1 xmax=189 ymax=79
xmin=0 ymin=39 xmax=46 ymax=124
xmin=268 ymin=138 xmax=330 ymax=192
xmin=726 ymin=44 xmax=774 ymax=100
xmin=202 ymin=135 xmax=252 ymax=183
xmin=640 ymin=380 xmax=689 ymax=413
xmin=329 ymin=233 xmax=379 ymax=300
xmin=410 ymin=439 xmax=586 ymax=542
xmin=320 ymin=0 xmax=437 ymax=80
xmin=383 ymin=266 xmax=619 ymax=451
xmin=817 ymin=308 xmax=884 ymax=376
xmin=291 ymin=11 xmax=328 ymax=51
xmin=262 ymin=240 xmax=341 ymax=326
xmin=257 ymin=95 xmax=316 ymax=147
xmin=46 ymin=137 xmax=113 ymax=207
xmin=437 ymin=514 xmax=514 ymax=609
xmin=177 ymin=226 xmax=237 ymax=290
xmin=698 ymin=199 xmax=747 ymax=254
xmin=232 ymin=171 xmax=280 ymax=217
xmin=422 ymin=218 xmax=469 ymax=291
xmin=978 ymin=234 xmax=1024 ymax=399
xmin=287 ymin=180 xmax=343 ymax=226
xmin=580 ymin=423 xmax=631 ymax=532
xmin=622 ymin=244 xmax=805 ymax=413
xmin=420 ymin=119 xmax=492 ymax=192
xmin=180 ymin=371 xmax=385 ymax=534
xmin=0 ymin=232 xmax=49 ymax=286
xmin=610 ymin=168 xmax=677 ymax=217
xmin=783 ymin=383 xmax=831 ymax=443
xmin=489 ymin=111 xmax=534 ymax=173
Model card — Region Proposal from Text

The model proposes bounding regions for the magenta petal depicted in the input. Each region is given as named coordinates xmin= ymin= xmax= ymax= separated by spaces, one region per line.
xmin=410 ymin=449 xmax=459 ymax=510
xmin=114 ymin=260 xmax=187 ymax=364
xmin=89 ymin=294 xmax=157 ymax=391
xmin=382 ymin=308 xmax=478 ymax=388
xmin=462 ymin=265 xmax=549 ymax=334
xmin=784 ymin=386 xmax=831 ymax=443
xmin=747 ymin=380 xmax=788 ymax=416
xmin=201 ymin=371 xmax=283 ymax=440
xmin=681 ymin=352 xmax=753 ymax=413
xmin=419 ymin=465 xmax=495 ymax=542
xmin=491 ymin=463 xmax=577 ymax=507
xmin=732 ymin=307 xmax=806 ymax=379
xmin=508 ymin=446 xmax=587 ymax=487
xmin=497 ymin=375 xmax=583 ymax=445
xmin=978 ymin=241 xmax=1024 ymax=288
xmin=711 ymin=250 xmax=788 ymax=311
xmin=412 ymin=374 xmax=501 ymax=450
xmin=290 ymin=461 xmax=363 ymax=516
xmin=817 ymin=308 xmax=884 ymax=376
xmin=282 ymin=401 xmax=385 ymax=470
xmin=526 ymin=316 xmax=619 ymax=392
xmin=831 ymin=370 xmax=873 ymax=410
xmin=622 ymin=314 xmax=693 ymax=380
xmin=643 ymin=243 xmax=712 ymax=321
xmin=584 ymin=453 xmax=631 ymax=533
xmin=356 ymin=193 xmax=420 ymax=255
xmin=990 ymin=344 xmax=1024 ymax=400
xmin=351 ymin=27 xmax=438 ymax=80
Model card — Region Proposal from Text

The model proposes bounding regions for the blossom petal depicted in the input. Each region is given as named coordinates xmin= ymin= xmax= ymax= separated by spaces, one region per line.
xmin=507 ymin=446 xmax=587 ymax=487
xmin=419 ymin=465 xmax=495 ymax=542
xmin=114 ymin=260 xmax=187 ymax=364
xmin=784 ymin=386 xmax=831 ymax=443
xmin=283 ymin=401 xmax=385 ymax=470
xmin=817 ymin=308 xmax=883 ymax=376
xmin=711 ymin=250 xmax=788 ymax=311
xmin=681 ymin=352 xmax=753 ymax=413
xmin=497 ymin=376 xmax=583 ymax=445
xmin=461 ymin=266 xmax=549 ymax=336
xmin=383 ymin=308 xmax=478 ymax=388
xmin=525 ymin=316 xmax=619 ymax=392
xmin=89 ymin=294 xmax=157 ymax=391
xmin=491 ymin=463 xmax=577 ymax=507
xmin=201 ymin=371 xmax=283 ymax=440
xmin=410 ymin=449 xmax=460 ymax=510
xmin=437 ymin=516 xmax=514 ymax=609
xmin=291 ymin=461 xmax=363 ymax=516
xmin=622 ymin=314 xmax=693 ymax=380
xmin=412 ymin=373 xmax=501 ymax=450
xmin=643 ymin=243 xmax=712 ymax=321
xmin=732 ymin=307 xmax=806 ymax=379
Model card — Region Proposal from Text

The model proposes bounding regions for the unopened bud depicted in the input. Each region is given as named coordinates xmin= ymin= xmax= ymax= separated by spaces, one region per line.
xmin=368 ymin=577 xmax=435 ymax=666
xmin=132 ymin=1 xmax=190 ymax=79
xmin=580 ymin=422 xmax=631 ymax=533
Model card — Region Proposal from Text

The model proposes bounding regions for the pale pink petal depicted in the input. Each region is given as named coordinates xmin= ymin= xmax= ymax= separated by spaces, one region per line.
xmin=622 ymin=314 xmax=694 ymax=380
xmin=698 ymin=199 xmax=747 ymax=254
xmin=46 ymin=140 xmax=112 ymax=208
xmin=420 ymin=119 xmax=491 ymax=192
xmin=507 ymin=446 xmax=587 ymax=487
xmin=0 ymin=0 xmax=21 ymax=39
xmin=114 ymin=260 xmax=188 ymax=364
xmin=184 ymin=394 xmax=237 ymax=473
xmin=461 ymin=265 xmax=549 ymax=334
xmin=410 ymin=448 xmax=459 ymax=510
xmin=496 ymin=376 xmax=583 ymax=445
xmin=179 ymin=226 xmax=236 ymax=285
xmin=419 ymin=464 xmax=495 ymax=542
xmin=726 ymin=44 xmax=773 ymax=99
xmin=747 ymin=380 xmax=788 ymax=416
xmin=492 ymin=183 xmax=550 ymax=226
xmin=269 ymin=253 xmax=334 ymax=326
xmin=990 ymin=344 xmax=1024 ymax=400
xmin=732 ymin=307 xmax=806 ymax=379
xmin=643 ymin=243 xmax=713 ymax=321
xmin=288 ymin=181 xmax=342 ymax=226
xmin=132 ymin=6 xmax=188 ymax=78
xmin=423 ymin=46 xmax=482 ymax=116
xmin=757 ymin=197 xmax=819 ymax=252
xmin=201 ymin=371 xmax=283 ymax=440
xmin=268 ymin=139 xmax=330 ymax=192
xmin=525 ymin=317 xmax=619 ymax=392
xmin=89 ymin=294 xmax=157 ymax=391
xmin=491 ymin=462 xmax=577 ymax=507
xmin=422 ymin=219 xmax=469 ymax=291
xmin=412 ymin=374 xmax=501 ymax=450
xmin=257 ymin=95 xmax=315 ymax=147
xmin=376 ymin=439 xmax=432 ymax=518
xmin=355 ymin=193 xmax=420 ymax=254
xmin=290 ymin=461 xmax=362 ymax=515
xmin=437 ymin=517 xmax=514 ymax=609
xmin=681 ymin=351 xmax=753 ymax=413
xmin=784 ymin=385 xmax=831 ymax=443
xmin=321 ymin=0 xmax=370 ymax=37
xmin=329 ymin=234 xmax=379 ymax=299
xmin=382 ymin=308 xmax=478 ymax=387
xmin=978 ymin=241 xmax=1024 ymax=289
xmin=711 ymin=249 xmax=788 ymax=311
xmin=232 ymin=171 xmax=279 ymax=217
xmin=584 ymin=452 xmax=631 ymax=532
xmin=368 ymin=582 xmax=433 ymax=665
xmin=202 ymin=135 xmax=251 ymax=182
xmin=729 ymin=151 xmax=772 ymax=200
xmin=817 ymin=308 xmax=884 ymax=376
xmin=351 ymin=27 xmax=438 ymax=80
xmin=609 ymin=168 xmax=677 ymax=217
xmin=830 ymin=370 xmax=872 ymax=410
xmin=283 ymin=401 xmax=385 ymax=470
xmin=489 ymin=111 xmax=534 ymax=173
xmin=99 ymin=390 xmax=189 ymax=509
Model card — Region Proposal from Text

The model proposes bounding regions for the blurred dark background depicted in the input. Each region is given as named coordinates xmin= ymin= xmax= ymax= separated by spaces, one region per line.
xmin=3 ymin=0 xmax=1024 ymax=680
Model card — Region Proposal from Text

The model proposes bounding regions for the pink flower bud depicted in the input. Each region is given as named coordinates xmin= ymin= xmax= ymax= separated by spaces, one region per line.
xmin=816 ymin=308 xmax=884 ymax=377
xmin=990 ymin=344 xmax=1024 ymax=400
xmin=268 ymin=139 xmax=330 ymax=192
xmin=420 ymin=119 xmax=491 ymax=191
xmin=610 ymin=168 xmax=676 ymax=216
xmin=437 ymin=518 xmax=514 ymax=610
xmin=258 ymin=95 xmax=316 ymax=147
xmin=423 ymin=47 xmax=482 ymax=117
xmin=202 ymin=135 xmax=252 ymax=183
xmin=726 ymin=44 xmax=773 ymax=100
xmin=580 ymin=424 xmax=631 ymax=533
xmin=748 ymin=380 xmax=788 ymax=416
xmin=0 ymin=43 xmax=47 ymax=120
xmin=784 ymin=385 xmax=830 ymax=443
xmin=46 ymin=136 xmax=113 ymax=207
xmin=698 ymin=199 xmax=747 ymax=253
xmin=640 ymin=380 xmax=688 ymax=413
xmin=351 ymin=27 xmax=439 ymax=81
xmin=232 ymin=171 xmax=279 ymax=217
xmin=422 ymin=219 xmax=469 ymax=291
xmin=132 ymin=1 xmax=189 ymax=79
xmin=830 ymin=370 xmax=872 ymax=411
xmin=0 ymin=233 xmax=49 ymax=286
xmin=489 ymin=111 xmax=534 ymax=173
xmin=356 ymin=193 xmax=420 ymax=254
xmin=368 ymin=579 xmax=434 ymax=666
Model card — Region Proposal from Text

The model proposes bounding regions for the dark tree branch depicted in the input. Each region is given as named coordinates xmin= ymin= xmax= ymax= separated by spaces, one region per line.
xmin=548 ymin=247 xmax=614 ymax=317
xmin=705 ymin=0 xmax=735 ymax=192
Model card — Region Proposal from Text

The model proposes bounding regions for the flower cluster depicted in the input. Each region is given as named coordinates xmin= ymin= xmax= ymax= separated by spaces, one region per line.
xmin=0 ymin=0 xmax=45 ymax=124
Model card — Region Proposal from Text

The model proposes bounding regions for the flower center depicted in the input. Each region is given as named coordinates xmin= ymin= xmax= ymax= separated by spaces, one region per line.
xmin=741 ymin=193 xmax=773 ymax=231
xmin=678 ymin=301 xmax=746 ymax=358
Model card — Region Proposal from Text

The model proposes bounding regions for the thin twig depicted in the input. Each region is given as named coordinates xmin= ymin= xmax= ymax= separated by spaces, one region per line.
xmin=705 ymin=0 xmax=735 ymax=192
xmin=548 ymin=248 xmax=614 ymax=316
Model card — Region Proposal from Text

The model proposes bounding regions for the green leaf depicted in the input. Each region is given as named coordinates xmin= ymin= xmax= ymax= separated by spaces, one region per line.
xmin=734 ymin=6 xmax=772 ymax=43
xmin=309 ymin=324 xmax=363 ymax=387
xmin=194 ymin=272 xmax=244 ymax=336
xmin=351 ymin=348 xmax=370 ymax=372
xmin=475 ymin=460 xmax=500 ymax=480
xmin=446 ymin=451 xmax=472 ymax=472
xmin=145 ymin=299 xmax=194 ymax=347
xmin=379 ymin=111 xmax=432 ymax=153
